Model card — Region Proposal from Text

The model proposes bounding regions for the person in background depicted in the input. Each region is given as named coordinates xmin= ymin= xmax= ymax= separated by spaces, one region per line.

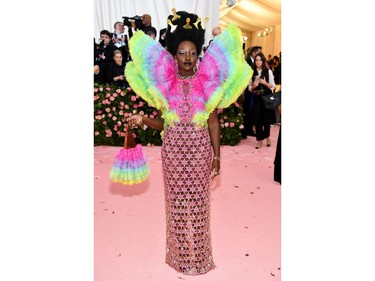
xmin=96 ymin=30 xmax=118 ymax=83
xmin=129 ymin=13 xmax=157 ymax=40
xmin=212 ymin=26 xmax=222 ymax=37
xmin=267 ymin=54 xmax=274 ymax=69
xmin=126 ymin=9 xmax=252 ymax=275
xmin=242 ymin=45 xmax=262 ymax=138
xmin=112 ymin=21 xmax=129 ymax=62
xmin=105 ymin=50 xmax=128 ymax=88
xmin=248 ymin=52 xmax=276 ymax=148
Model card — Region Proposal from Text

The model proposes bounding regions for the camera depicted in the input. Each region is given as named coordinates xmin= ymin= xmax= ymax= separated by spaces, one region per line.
xmin=123 ymin=15 xmax=142 ymax=29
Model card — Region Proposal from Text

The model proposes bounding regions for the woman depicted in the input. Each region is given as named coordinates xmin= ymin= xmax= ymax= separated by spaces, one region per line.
xmin=127 ymin=10 xmax=252 ymax=275
xmin=248 ymin=52 xmax=276 ymax=148
xmin=105 ymin=50 xmax=127 ymax=88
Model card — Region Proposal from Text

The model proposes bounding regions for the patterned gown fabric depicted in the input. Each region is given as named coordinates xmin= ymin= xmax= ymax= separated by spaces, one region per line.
xmin=161 ymin=78 xmax=215 ymax=274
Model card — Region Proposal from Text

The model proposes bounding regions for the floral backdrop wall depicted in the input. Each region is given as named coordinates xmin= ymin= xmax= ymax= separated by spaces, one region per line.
xmin=94 ymin=83 xmax=245 ymax=147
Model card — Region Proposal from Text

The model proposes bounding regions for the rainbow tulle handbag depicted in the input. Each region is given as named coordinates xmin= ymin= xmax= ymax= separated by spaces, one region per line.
xmin=110 ymin=124 xmax=149 ymax=185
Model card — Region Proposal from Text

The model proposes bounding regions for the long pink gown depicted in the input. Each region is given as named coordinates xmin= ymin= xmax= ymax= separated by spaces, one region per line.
xmin=161 ymin=77 xmax=215 ymax=275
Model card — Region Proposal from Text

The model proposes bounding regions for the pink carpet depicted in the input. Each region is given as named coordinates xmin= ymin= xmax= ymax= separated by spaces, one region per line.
xmin=94 ymin=126 xmax=281 ymax=281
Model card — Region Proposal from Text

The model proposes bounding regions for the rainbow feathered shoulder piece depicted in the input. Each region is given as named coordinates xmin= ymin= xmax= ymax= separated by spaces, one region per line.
xmin=198 ymin=23 xmax=253 ymax=113
xmin=125 ymin=23 xmax=252 ymax=120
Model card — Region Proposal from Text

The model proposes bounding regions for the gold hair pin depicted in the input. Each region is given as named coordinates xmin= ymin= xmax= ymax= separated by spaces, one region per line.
xmin=171 ymin=8 xmax=180 ymax=22
xmin=201 ymin=17 xmax=209 ymax=30
xmin=183 ymin=18 xmax=192 ymax=29
xmin=193 ymin=17 xmax=201 ymax=29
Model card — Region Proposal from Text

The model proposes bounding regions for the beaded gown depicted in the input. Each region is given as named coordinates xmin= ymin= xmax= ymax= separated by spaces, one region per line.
xmin=125 ymin=23 xmax=252 ymax=275
xmin=161 ymin=77 xmax=215 ymax=274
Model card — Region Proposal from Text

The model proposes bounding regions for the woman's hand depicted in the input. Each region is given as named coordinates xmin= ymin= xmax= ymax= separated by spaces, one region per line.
xmin=114 ymin=75 xmax=124 ymax=81
xmin=253 ymin=77 xmax=260 ymax=87
xmin=127 ymin=115 xmax=143 ymax=127
xmin=210 ymin=159 xmax=221 ymax=180
xmin=259 ymin=77 xmax=267 ymax=85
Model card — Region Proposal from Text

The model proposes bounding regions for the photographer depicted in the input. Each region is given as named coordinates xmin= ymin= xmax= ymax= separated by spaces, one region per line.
xmin=95 ymin=30 xmax=118 ymax=83
xmin=126 ymin=14 xmax=157 ymax=40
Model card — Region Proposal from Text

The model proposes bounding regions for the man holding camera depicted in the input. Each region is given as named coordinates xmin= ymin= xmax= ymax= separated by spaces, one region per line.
xmin=127 ymin=14 xmax=157 ymax=40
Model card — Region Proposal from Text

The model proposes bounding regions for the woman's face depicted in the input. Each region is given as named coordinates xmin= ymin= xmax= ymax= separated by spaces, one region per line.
xmin=175 ymin=40 xmax=198 ymax=76
xmin=114 ymin=53 xmax=123 ymax=65
xmin=255 ymin=55 xmax=263 ymax=69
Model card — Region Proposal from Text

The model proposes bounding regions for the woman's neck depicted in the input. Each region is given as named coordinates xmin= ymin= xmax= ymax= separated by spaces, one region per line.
xmin=178 ymin=70 xmax=194 ymax=78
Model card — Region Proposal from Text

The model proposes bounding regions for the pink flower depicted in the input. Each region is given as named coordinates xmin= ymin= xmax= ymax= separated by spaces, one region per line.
xmin=139 ymin=111 xmax=144 ymax=116
xmin=105 ymin=93 xmax=111 ymax=98
xmin=131 ymin=96 xmax=137 ymax=102
xmin=116 ymin=131 xmax=121 ymax=136
xmin=113 ymin=125 xmax=118 ymax=131
xmin=219 ymin=118 xmax=224 ymax=123
xmin=112 ymin=116 xmax=117 ymax=121
xmin=101 ymin=100 xmax=106 ymax=105
xmin=234 ymin=102 xmax=240 ymax=107
xmin=99 ymin=87 xmax=103 ymax=92
xmin=120 ymin=132 xmax=126 ymax=137
xmin=239 ymin=124 xmax=244 ymax=129
xmin=102 ymin=121 xmax=107 ymax=125
xmin=150 ymin=115 xmax=155 ymax=118
xmin=113 ymin=93 xmax=118 ymax=97
xmin=153 ymin=110 xmax=158 ymax=116
xmin=224 ymin=122 xmax=229 ymax=127
xmin=94 ymin=88 xmax=99 ymax=93
xmin=124 ymin=112 xmax=129 ymax=117
xmin=136 ymin=95 xmax=140 ymax=99
xmin=105 ymin=108 xmax=110 ymax=113
xmin=97 ymin=110 xmax=102 ymax=114
xmin=116 ymin=89 xmax=121 ymax=94
xmin=132 ymin=110 xmax=137 ymax=114
xmin=120 ymin=91 xmax=125 ymax=96
xmin=94 ymin=95 xmax=99 ymax=101
xmin=120 ymin=101 xmax=125 ymax=106
xmin=119 ymin=110 xmax=124 ymax=115
xmin=220 ymin=124 xmax=224 ymax=128
xmin=108 ymin=113 xmax=112 ymax=118
xmin=132 ymin=133 xmax=136 ymax=138
xmin=138 ymin=101 xmax=144 ymax=107
xmin=229 ymin=122 xmax=235 ymax=127
xmin=124 ymin=104 xmax=129 ymax=109
xmin=223 ymin=116 xmax=227 ymax=119
xmin=112 ymin=107 xmax=116 ymax=111
xmin=133 ymin=104 xmax=138 ymax=108
xmin=95 ymin=115 xmax=102 ymax=120
xmin=117 ymin=121 xmax=122 ymax=126
xmin=126 ymin=87 xmax=132 ymax=92
xmin=109 ymin=96 xmax=115 ymax=101
xmin=94 ymin=131 xmax=100 ymax=136
xmin=217 ymin=109 xmax=223 ymax=114
xmin=106 ymin=87 xmax=111 ymax=91
xmin=105 ymin=129 xmax=112 ymax=137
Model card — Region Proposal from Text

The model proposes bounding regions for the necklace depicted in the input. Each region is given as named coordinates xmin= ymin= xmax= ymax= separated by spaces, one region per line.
xmin=177 ymin=72 xmax=197 ymax=80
